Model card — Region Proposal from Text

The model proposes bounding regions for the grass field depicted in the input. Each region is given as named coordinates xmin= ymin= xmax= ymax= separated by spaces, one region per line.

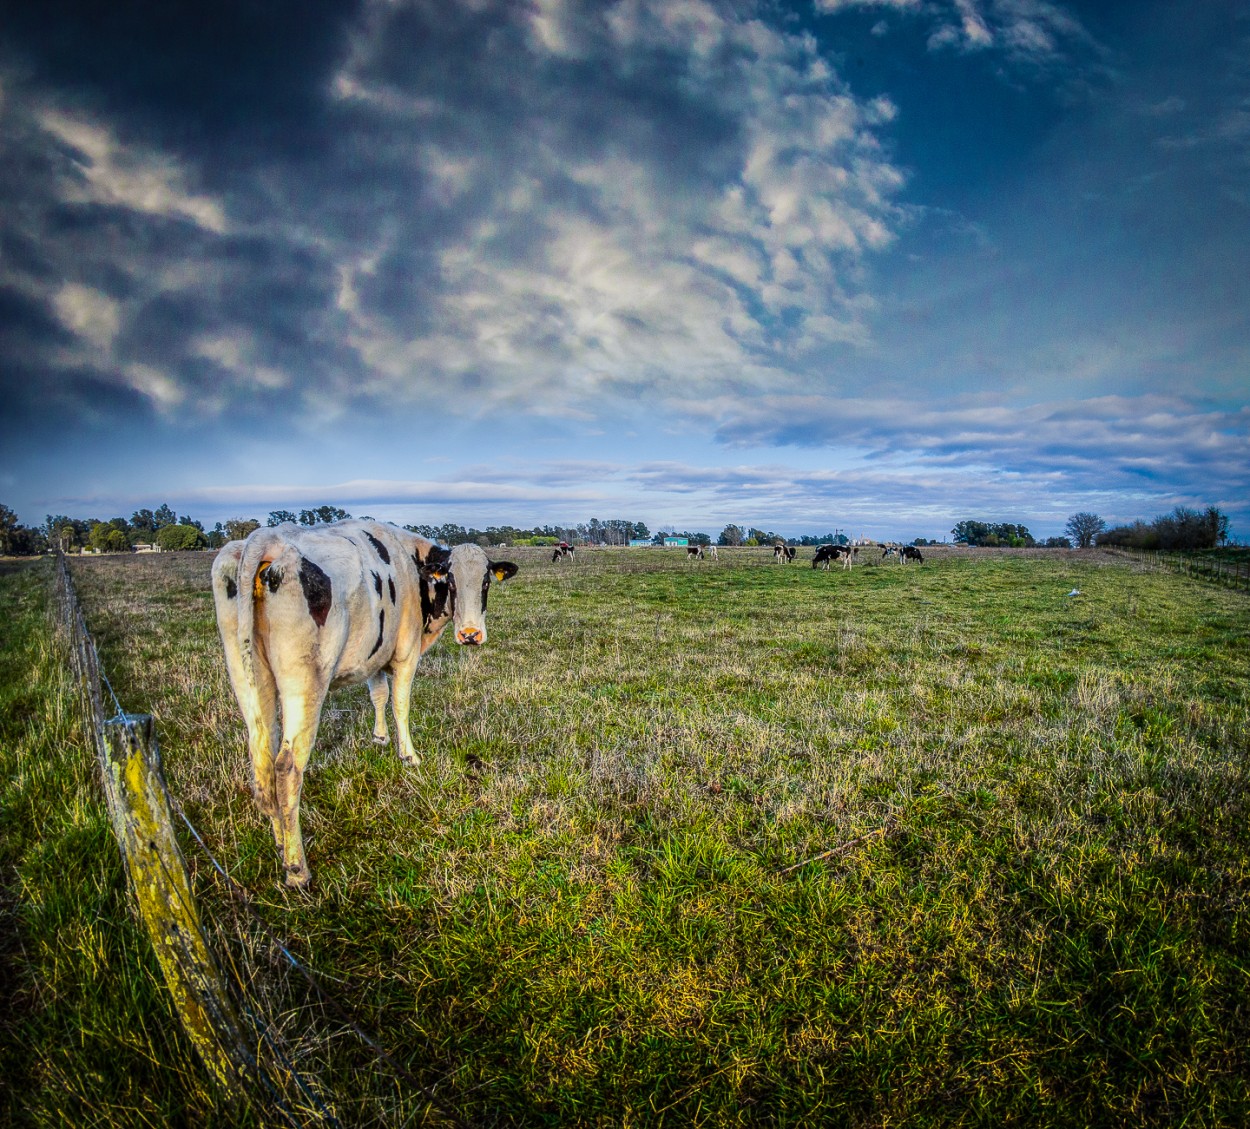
xmin=3 ymin=545 xmax=1249 ymax=1126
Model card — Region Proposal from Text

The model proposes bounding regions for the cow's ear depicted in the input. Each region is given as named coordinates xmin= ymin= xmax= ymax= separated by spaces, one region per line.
xmin=491 ymin=561 xmax=518 ymax=582
xmin=421 ymin=563 xmax=449 ymax=581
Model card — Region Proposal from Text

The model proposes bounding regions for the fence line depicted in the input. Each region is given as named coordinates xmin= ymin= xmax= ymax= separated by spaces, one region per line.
xmin=1103 ymin=547 xmax=1250 ymax=592
xmin=51 ymin=554 xmax=344 ymax=1127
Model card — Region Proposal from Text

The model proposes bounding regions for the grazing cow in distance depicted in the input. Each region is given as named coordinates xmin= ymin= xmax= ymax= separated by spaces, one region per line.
xmin=812 ymin=544 xmax=857 ymax=571
xmin=900 ymin=545 xmax=924 ymax=564
xmin=773 ymin=543 xmax=797 ymax=563
xmin=881 ymin=544 xmax=898 ymax=562
xmin=686 ymin=545 xmax=705 ymax=560
xmin=212 ymin=520 xmax=517 ymax=888
xmin=551 ymin=541 xmax=575 ymax=563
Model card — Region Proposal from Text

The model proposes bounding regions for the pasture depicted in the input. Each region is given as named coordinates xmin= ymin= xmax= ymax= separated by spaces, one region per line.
xmin=3 ymin=545 xmax=1249 ymax=1126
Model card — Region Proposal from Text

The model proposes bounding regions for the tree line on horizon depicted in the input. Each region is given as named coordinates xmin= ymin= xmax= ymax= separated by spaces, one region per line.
xmin=944 ymin=506 xmax=1231 ymax=551
xmin=0 ymin=501 xmax=1235 ymax=557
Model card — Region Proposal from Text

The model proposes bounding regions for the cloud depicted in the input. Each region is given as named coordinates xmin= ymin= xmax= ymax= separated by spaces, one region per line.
xmin=0 ymin=0 xmax=908 ymax=430
xmin=321 ymin=0 xmax=909 ymax=416
xmin=37 ymin=109 xmax=227 ymax=232
xmin=708 ymin=392 xmax=1250 ymax=503
xmin=819 ymin=0 xmax=1097 ymax=65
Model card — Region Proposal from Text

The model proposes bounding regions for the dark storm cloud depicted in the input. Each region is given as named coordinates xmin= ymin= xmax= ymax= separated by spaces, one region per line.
xmin=1 ymin=0 xmax=910 ymax=444
xmin=2 ymin=0 xmax=362 ymax=158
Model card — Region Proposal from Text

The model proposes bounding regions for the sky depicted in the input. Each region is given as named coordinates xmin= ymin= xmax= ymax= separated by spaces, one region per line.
xmin=1 ymin=0 xmax=1247 ymax=542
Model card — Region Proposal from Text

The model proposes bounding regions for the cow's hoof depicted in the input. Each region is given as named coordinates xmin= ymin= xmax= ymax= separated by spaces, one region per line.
xmin=373 ymin=733 xmax=390 ymax=746
xmin=399 ymin=752 xmax=421 ymax=767
xmin=283 ymin=866 xmax=311 ymax=890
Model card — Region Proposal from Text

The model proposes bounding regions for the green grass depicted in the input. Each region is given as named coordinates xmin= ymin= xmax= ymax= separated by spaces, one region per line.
xmin=4 ymin=546 xmax=1249 ymax=1126
xmin=0 ymin=559 xmax=241 ymax=1128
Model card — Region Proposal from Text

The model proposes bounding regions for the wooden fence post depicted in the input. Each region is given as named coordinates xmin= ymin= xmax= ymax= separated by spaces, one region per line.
xmin=100 ymin=714 xmax=254 ymax=1094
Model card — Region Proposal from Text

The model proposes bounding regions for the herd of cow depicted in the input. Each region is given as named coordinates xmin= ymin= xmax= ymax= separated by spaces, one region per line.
xmin=211 ymin=521 xmax=922 ymax=887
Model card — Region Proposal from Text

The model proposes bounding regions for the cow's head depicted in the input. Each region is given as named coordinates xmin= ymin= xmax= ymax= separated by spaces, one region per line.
xmin=420 ymin=543 xmax=517 ymax=645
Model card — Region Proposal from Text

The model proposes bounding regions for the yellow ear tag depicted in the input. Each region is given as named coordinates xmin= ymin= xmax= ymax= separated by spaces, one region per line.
xmin=253 ymin=561 xmax=272 ymax=599
xmin=493 ymin=567 xmax=510 ymax=581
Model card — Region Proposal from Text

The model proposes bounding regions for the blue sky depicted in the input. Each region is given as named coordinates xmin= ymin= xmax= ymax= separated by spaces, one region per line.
xmin=1 ymin=0 xmax=1246 ymax=541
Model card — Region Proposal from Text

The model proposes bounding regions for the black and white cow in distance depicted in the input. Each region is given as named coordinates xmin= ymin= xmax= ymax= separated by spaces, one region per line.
xmin=900 ymin=545 xmax=924 ymax=564
xmin=773 ymin=543 xmax=797 ymax=563
xmin=211 ymin=520 xmax=517 ymax=889
xmin=551 ymin=541 xmax=575 ymax=563
xmin=812 ymin=544 xmax=857 ymax=571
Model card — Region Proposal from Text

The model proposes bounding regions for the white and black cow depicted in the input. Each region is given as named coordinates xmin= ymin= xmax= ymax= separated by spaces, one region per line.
xmin=686 ymin=545 xmax=705 ymax=561
xmin=551 ymin=541 xmax=575 ymax=563
xmin=812 ymin=544 xmax=857 ymax=571
xmin=212 ymin=520 xmax=517 ymax=888
xmin=900 ymin=545 xmax=924 ymax=564
xmin=773 ymin=543 xmax=797 ymax=563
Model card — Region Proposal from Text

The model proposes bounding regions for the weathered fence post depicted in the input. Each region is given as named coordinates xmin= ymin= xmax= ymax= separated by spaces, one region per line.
xmin=100 ymin=713 xmax=253 ymax=1093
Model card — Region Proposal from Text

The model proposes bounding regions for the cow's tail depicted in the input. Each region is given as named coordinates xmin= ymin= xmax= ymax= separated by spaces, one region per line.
xmin=237 ymin=529 xmax=289 ymax=688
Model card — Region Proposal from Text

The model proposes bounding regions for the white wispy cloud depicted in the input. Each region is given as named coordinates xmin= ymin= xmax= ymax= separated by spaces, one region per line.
xmin=36 ymin=108 xmax=227 ymax=233
xmin=819 ymin=0 xmax=1095 ymax=63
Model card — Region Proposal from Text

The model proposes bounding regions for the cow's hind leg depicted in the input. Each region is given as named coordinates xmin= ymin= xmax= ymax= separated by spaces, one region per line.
xmin=367 ymin=673 xmax=390 ymax=745
xmin=239 ymin=659 xmax=282 ymax=849
xmin=274 ymin=688 xmax=327 ymax=889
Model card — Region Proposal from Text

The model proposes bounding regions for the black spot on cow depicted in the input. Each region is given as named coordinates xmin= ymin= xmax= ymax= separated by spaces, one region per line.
xmin=298 ymin=559 xmax=333 ymax=627
xmin=261 ymin=563 xmax=283 ymax=592
xmin=372 ymin=570 xmax=382 ymax=597
xmin=388 ymin=576 xmax=396 ymax=604
xmin=369 ymin=610 xmax=385 ymax=657
xmin=365 ymin=532 xmax=391 ymax=565
xmin=421 ymin=578 xmax=450 ymax=626
xmin=225 ymin=576 xmax=237 ymax=599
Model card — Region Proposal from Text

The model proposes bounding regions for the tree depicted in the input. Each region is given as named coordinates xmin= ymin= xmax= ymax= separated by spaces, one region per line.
xmin=0 ymin=507 xmax=45 ymax=555
xmin=153 ymin=503 xmax=177 ymax=529
xmin=224 ymin=518 xmax=261 ymax=541
xmin=718 ymin=525 xmax=745 ymax=547
xmin=130 ymin=509 xmax=158 ymax=539
xmin=952 ymin=520 xmax=1035 ymax=547
xmin=88 ymin=522 xmax=112 ymax=553
xmin=1065 ymin=512 xmax=1105 ymax=549
xmin=299 ymin=506 xmax=350 ymax=526
xmin=269 ymin=510 xmax=298 ymax=526
xmin=1205 ymin=505 xmax=1230 ymax=547
xmin=155 ymin=523 xmax=207 ymax=551
xmin=0 ymin=505 xmax=20 ymax=556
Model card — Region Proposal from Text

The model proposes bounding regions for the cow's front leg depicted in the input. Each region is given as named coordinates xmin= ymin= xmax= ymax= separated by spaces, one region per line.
xmin=367 ymin=673 xmax=390 ymax=745
xmin=389 ymin=653 xmax=422 ymax=766
xmin=275 ymin=689 xmax=325 ymax=889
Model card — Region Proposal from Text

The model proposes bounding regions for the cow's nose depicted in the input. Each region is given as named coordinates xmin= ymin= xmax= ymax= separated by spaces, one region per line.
xmin=457 ymin=628 xmax=482 ymax=645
